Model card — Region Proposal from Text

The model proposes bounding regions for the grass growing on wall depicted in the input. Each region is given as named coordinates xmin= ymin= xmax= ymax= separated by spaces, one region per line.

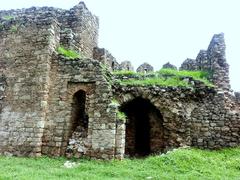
xmin=113 ymin=68 xmax=213 ymax=87
xmin=57 ymin=46 xmax=81 ymax=59
xmin=157 ymin=68 xmax=209 ymax=79
xmin=117 ymin=111 xmax=127 ymax=122
xmin=157 ymin=68 xmax=213 ymax=87
xmin=112 ymin=70 xmax=140 ymax=76
xmin=0 ymin=147 xmax=240 ymax=179
xmin=119 ymin=77 xmax=189 ymax=87
xmin=2 ymin=15 xmax=14 ymax=20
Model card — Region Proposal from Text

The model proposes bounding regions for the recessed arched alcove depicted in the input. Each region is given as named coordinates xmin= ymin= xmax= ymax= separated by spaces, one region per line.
xmin=71 ymin=90 xmax=88 ymax=137
xmin=120 ymin=97 xmax=165 ymax=157
xmin=64 ymin=89 xmax=89 ymax=156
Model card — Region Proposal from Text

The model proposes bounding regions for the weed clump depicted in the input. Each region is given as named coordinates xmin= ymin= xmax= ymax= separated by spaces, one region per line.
xmin=57 ymin=46 xmax=81 ymax=59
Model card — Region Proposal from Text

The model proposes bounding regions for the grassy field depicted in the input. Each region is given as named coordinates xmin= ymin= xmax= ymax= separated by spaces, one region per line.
xmin=0 ymin=148 xmax=240 ymax=180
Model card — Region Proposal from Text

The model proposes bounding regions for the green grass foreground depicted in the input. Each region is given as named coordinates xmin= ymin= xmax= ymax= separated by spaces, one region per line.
xmin=0 ymin=148 xmax=240 ymax=180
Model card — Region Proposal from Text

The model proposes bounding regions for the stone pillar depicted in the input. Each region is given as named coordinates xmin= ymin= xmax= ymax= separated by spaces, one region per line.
xmin=115 ymin=120 xmax=126 ymax=159
xmin=207 ymin=33 xmax=231 ymax=91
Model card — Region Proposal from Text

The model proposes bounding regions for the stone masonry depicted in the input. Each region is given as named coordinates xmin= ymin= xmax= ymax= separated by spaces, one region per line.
xmin=137 ymin=62 xmax=154 ymax=73
xmin=0 ymin=2 xmax=239 ymax=159
xmin=162 ymin=62 xmax=177 ymax=70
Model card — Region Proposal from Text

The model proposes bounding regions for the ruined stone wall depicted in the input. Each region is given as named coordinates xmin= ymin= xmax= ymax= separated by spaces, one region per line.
xmin=235 ymin=92 xmax=240 ymax=105
xmin=0 ymin=15 xmax=58 ymax=156
xmin=137 ymin=63 xmax=154 ymax=73
xmin=41 ymin=56 xmax=117 ymax=159
xmin=180 ymin=33 xmax=230 ymax=91
xmin=180 ymin=58 xmax=198 ymax=71
xmin=191 ymin=91 xmax=240 ymax=148
xmin=0 ymin=2 xmax=99 ymax=59
xmin=119 ymin=61 xmax=134 ymax=71
xmin=0 ymin=2 xmax=123 ymax=160
xmin=59 ymin=2 xmax=99 ymax=58
xmin=207 ymin=34 xmax=230 ymax=91
xmin=0 ymin=3 xmax=239 ymax=160
xmin=113 ymin=84 xmax=240 ymax=154
xmin=93 ymin=47 xmax=120 ymax=71
xmin=0 ymin=74 xmax=7 ymax=118
xmin=114 ymin=86 xmax=193 ymax=152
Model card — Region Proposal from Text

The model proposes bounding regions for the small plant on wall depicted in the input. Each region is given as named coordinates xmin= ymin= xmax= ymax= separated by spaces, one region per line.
xmin=10 ymin=25 xmax=18 ymax=33
xmin=110 ymin=99 xmax=127 ymax=122
xmin=57 ymin=46 xmax=82 ymax=59
xmin=2 ymin=15 xmax=15 ymax=21
xmin=117 ymin=111 xmax=127 ymax=122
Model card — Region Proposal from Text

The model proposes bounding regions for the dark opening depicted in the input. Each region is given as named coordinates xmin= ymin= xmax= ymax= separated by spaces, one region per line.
xmin=120 ymin=97 xmax=164 ymax=157
xmin=144 ymin=68 xmax=147 ymax=74
xmin=112 ymin=61 xmax=115 ymax=70
xmin=71 ymin=90 xmax=88 ymax=137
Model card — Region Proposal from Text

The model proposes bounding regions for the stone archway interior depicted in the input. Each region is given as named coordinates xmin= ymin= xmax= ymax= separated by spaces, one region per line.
xmin=71 ymin=90 xmax=88 ymax=138
xmin=120 ymin=97 xmax=164 ymax=157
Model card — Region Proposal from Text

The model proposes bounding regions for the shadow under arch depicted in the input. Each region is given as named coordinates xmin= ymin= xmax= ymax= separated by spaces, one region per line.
xmin=70 ymin=90 xmax=88 ymax=134
xmin=120 ymin=97 xmax=165 ymax=157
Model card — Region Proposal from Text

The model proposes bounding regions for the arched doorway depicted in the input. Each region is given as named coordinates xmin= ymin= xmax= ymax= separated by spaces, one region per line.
xmin=120 ymin=97 xmax=164 ymax=157
xmin=65 ymin=90 xmax=89 ymax=156
xmin=71 ymin=90 xmax=88 ymax=134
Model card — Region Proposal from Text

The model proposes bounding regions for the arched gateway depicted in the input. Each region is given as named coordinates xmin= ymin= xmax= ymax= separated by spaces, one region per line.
xmin=120 ymin=97 xmax=165 ymax=157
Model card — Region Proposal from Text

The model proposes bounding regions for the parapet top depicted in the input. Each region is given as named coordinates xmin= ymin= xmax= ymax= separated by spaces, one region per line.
xmin=0 ymin=1 xmax=91 ymax=19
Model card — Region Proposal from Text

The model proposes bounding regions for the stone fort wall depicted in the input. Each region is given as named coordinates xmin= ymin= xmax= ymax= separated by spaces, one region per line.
xmin=0 ymin=2 xmax=239 ymax=159
xmin=0 ymin=2 xmax=98 ymax=58
xmin=113 ymin=82 xmax=240 ymax=154
xmin=0 ymin=2 xmax=118 ymax=158
xmin=0 ymin=15 xmax=58 ymax=156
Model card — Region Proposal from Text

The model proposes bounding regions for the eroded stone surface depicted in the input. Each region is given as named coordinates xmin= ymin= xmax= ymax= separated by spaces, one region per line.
xmin=180 ymin=33 xmax=230 ymax=91
xmin=162 ymin=62 xmax=177 ymax=70
xmin=119 ymin=61 xmax=134 ymax=71
xmin=0 ymin=2 xmax=239 ymax=160
xmin=137 ymin=63 xmax=154 ymax=73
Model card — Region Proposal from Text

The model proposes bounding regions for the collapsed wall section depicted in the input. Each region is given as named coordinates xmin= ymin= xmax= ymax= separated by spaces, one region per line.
xmin=180 ymin=33 xmax=230 ymax=91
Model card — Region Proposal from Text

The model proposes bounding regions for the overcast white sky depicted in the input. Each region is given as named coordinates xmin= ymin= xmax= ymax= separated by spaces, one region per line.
xmin=1 ymin=0 xmax=239 ymax=91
